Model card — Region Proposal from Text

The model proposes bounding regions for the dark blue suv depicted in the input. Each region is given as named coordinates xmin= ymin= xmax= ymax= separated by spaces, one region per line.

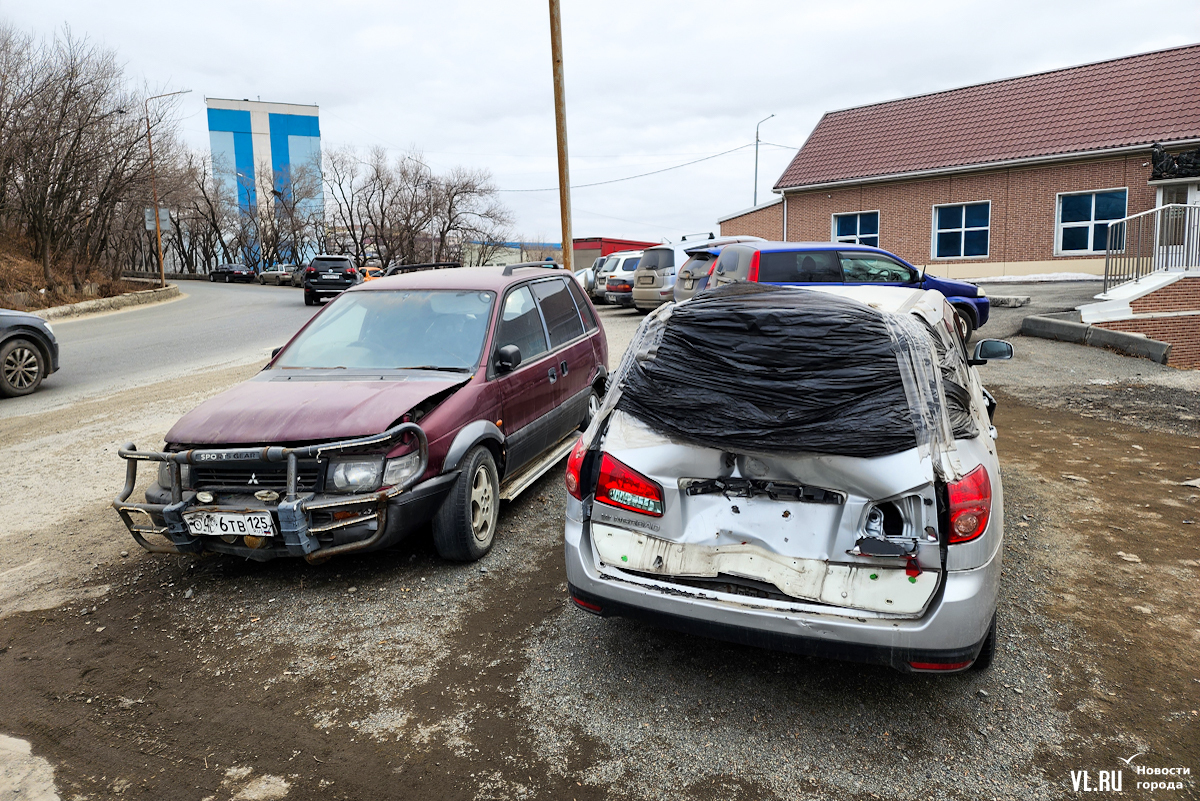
xmin=705 ymin=242 xmax=989 ymax=336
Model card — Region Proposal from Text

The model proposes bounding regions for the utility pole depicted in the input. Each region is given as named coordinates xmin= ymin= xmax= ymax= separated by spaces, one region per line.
xmin=548 ymin=0 xmax=573 ymax=271
xmin=754 ymin=114 xmax=774 ymax=207
xmin=145 ymin=89 xmax=192 ymax=287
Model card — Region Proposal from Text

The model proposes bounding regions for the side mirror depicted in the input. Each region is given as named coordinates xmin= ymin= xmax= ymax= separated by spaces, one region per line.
xmin=969 ymin=339 xmax=1014 ymax=366
xmin=495 ymin=344 xmax=522 ymax=373
xmin=271 ymin=346 xmax=283 ymax=358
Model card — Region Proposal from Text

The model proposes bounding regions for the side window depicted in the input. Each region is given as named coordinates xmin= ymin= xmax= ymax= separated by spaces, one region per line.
xmin=565 ymin=277 xmax=597 ymax=330
xmin=495 ymin=286 xmax=548 ymax=364
xmin=839 ymin=253 xmax=918 ymax=284
xmin=758 ymin=250 xmax=842 ymax=282
xmin=531 ymin=279 xmax=585 ymax=348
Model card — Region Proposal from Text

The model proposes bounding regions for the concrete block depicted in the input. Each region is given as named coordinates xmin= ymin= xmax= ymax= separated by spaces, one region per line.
xmin=1020 ymin=315 xmax=1089 ymax=343
xmin=990 ymin=295 xmax=1031 ymax=308
xmin=1084 ymin=326 xmax=1172 ymax=364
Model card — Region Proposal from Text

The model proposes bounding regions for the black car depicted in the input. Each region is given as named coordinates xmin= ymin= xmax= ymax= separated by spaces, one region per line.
xmin=210 ymin=263 xmax=255 ymax=283
xmin=303 ymin=255 xmax=361 ymax=305
xmin=1 ymin=309 xmax=60 ymax=397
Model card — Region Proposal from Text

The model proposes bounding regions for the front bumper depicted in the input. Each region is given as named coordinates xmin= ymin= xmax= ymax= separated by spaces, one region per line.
xmin=112 ymin=422 xmax=444 ymax=563
xmin=564 ymin=510 xmax=999 ymax=673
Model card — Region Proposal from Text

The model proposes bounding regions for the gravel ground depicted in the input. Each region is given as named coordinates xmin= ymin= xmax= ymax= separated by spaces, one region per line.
xmin=0 ymin=297 xmax=1197 ymax=800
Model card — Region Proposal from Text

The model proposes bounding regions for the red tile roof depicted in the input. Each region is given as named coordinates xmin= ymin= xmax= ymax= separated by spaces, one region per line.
xmin=775 ymin=44 xmax=1200 ymax=191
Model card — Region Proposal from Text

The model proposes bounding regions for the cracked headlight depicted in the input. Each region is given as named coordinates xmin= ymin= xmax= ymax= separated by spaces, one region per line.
xmin=383 ymin=452 xmax=422 ymax=488
xmin=326 ymin=458 xmax=384 ymax=493
xmin=157 ymin=461 xmax=191 ymax=488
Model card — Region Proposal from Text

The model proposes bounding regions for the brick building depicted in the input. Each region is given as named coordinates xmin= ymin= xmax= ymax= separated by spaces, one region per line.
xmin=720 ymin=44 xmax=1200 ymax=279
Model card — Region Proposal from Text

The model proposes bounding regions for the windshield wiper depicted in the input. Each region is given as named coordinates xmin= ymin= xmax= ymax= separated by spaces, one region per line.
xmin=399 ymin=365 xmax=471 ymax=373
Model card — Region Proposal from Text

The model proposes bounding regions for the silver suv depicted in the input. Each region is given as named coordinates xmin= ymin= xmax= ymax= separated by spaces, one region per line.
xmin=630 ymin=236 xmax=764 ymax=311
xmin=564 ymin=283 xmax=1013 ymax=673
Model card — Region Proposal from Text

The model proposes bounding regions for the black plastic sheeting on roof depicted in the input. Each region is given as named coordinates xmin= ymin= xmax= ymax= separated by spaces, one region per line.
xmin=613 ymin=283 xmax=970 ymax=459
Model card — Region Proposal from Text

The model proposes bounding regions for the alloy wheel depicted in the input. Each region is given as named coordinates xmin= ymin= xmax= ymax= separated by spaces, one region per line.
xmin=469 ymin=464 xmax=495 ymax=543
xmin=3 ymin=345 xmax=40 ymax=390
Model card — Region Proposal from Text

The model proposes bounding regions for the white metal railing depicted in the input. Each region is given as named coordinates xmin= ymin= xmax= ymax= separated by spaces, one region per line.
xmin=1104 ymin=203 xmax=1200 ymax=292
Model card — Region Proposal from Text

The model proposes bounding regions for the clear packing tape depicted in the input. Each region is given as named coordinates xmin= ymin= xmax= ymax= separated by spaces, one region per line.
xmin=588 ymin=283 xmax=966 ymax=481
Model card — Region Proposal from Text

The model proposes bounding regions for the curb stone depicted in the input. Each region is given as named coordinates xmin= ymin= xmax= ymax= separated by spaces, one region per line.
xmin=33 ymin=284 xmax=180 ymax=321
xmin=1020 ymin=314 xmax=1172 ymax=364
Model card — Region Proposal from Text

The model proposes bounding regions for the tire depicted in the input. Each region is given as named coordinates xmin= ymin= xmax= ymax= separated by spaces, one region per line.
xmin=580 ymin=386 xmax=601 ymax=430
xmin=432 ymin=446 xmax=499 ymax=562
xmin=0 ymin=338 xmax=45 ymax=397
xmin=304 ymin=293 xmax=315 ymax=306
xmin=209 ymin=274 xmax=216 ymax=282
xmin=224 ymin=274 xmax=231 ymax=284
xmin=972 ymin=614 xmax=997 ymax=671
xmin=276 ymin=276 xmax=284 ymax=286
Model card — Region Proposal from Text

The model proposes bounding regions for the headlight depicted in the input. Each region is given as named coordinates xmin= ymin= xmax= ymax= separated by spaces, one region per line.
xmin=157 ymin=461 xmax=191 ymax=488
xmin=976 ymin=287 xmax=986 ymax=297
xmin=326 ymin=458 xmax=384 ymax=493
xmin=383 ymin=452 xmax=422 ymax=488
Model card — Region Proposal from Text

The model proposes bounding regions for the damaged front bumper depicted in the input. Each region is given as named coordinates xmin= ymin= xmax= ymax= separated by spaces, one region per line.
xmin=112 ymin=422 xmax=451 ymax=563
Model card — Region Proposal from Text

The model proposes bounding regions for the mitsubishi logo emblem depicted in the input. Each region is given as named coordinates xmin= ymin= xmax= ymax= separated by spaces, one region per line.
xmin=247 ymin=473 xmax=259 ymax=485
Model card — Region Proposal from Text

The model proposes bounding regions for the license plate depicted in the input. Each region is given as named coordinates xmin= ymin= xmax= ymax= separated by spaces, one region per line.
xmin=683 ymin=280 xmax=695 ymax=290
xmin=184 ymin=510 xmax=276 ymax=537
xmin=637 ymin=275 xmax=655 ymax=285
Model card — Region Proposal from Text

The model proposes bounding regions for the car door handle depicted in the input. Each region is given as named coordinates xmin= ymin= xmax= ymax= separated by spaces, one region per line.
xmin=548 ymin=367 xmax=557 ymax=384
xmin=559 ymin=360 xmax=568 ymax=376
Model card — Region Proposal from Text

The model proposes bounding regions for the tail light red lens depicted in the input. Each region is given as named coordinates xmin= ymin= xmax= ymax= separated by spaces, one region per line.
xmin=347 ymin=268 xmax=358 ymax=275
xmin=746 ymin=251 xmax=761 ymax=282
xmin=707 ymin=261 xmax=717 ymax=277
xmin=947 ymin=464 xmax=991 ymax=544
xmin=596 ymin=453 xmax=663 ymax=517
xmin=564 ymin=437 xmax=586 ymax=499
xmin=305 ymin=266 xmax=316 ymax=274
xmin=908 ymin=660 xmax=973 ymax=671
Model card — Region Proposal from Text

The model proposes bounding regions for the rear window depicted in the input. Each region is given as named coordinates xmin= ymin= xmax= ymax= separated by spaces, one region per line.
xmin=713 ymin=246 xmax=751 ymax=278
xmin=758 ymin=250 xmax=842 ymax=283
xmin=637 ymin=249 xmax=674 ymax=271
xmin=679 ymin=253 xmax=715 ymax=274
xmin=311 ymin=257 xmax=352 ymax=269
xmin=531 ymin=278 xmax=585 ymax=348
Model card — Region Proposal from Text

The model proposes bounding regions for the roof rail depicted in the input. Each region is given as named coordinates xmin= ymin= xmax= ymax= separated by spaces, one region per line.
xmin=383 ymin=262 xmax=461 ymax=277
xmin=501 ymin=261 xmax=562 ymax=276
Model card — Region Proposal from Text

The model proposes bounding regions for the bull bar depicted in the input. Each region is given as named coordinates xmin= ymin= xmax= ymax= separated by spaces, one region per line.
xmin=113 ymin=422 xmax=428 ymax=563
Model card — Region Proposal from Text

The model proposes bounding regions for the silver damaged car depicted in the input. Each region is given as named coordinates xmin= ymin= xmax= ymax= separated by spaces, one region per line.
xmin=563 ymin=283 xmax=1013 ymax=673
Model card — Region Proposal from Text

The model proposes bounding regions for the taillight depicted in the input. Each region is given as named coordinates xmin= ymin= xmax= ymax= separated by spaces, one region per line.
xmin=746 ymin=251 xmax=761 ymax=282
xmin=596 ymin=453 xmax=663 ymax=517
xmin=570 ymin=594 xmax=602 ymax=614
xmin=564 ymin=437 xmax=586 ymax=499
xmin=707 ymin=261 xmax=717 ymax=277
xmin=305 ymin=266 xmax=316 ymax=275
xmin=347 ymin=268 xmax=357 ymax=275
xmin=947 ymin=464 xmax=991 ymax=544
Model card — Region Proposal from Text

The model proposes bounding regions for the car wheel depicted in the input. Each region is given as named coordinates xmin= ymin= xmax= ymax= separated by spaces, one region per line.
xmin=209 ymin=274 xmax=216 ymax=282
xmin=432 ymin=445 xmax=499 ymax=562
xmin=972 ymin=614 xmax=997 ymax=671
xmin=580 ymin=385 xmax=602 ymax=430
xmin=954 ymin=306 xmax=976 ymax=342
xmin=224 ymin=274 xmax=231 ymax=284
xmin=0 ymin=338 xmax=45 ymax=397
xmin=304 ymin=293 xmax=315 ymax=306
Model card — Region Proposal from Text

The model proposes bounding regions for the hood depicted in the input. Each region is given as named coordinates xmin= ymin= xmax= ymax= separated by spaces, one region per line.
xmin=165 ymin=371 xmax=469 ymax=445
xmin=1 ymin=309 xmax=47 ymax=324
xmin=922 ymin=274 xmax=979 ymax=298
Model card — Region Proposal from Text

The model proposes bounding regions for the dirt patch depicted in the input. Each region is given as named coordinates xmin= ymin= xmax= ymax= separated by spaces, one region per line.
xmin=0 ymin=233 xmax=144 ymax=311
xmin=993 ymin=391 xmax=1200 ymax=784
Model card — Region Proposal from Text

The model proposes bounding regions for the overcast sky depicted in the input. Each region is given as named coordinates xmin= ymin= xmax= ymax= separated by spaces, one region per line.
xmin=3 ymin=0 xmax=1198 ymax=245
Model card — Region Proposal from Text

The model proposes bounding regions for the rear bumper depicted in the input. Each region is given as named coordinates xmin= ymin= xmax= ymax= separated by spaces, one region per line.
xmin=632 ymin=286 xmax=672 ymax=311
xmin=605 ymin=291 xmax=634 ymax=307
xmin=305 ymin=282 xmax=356 ymax=297
xmin=564 ymin=513 xmax=1000 ymax=673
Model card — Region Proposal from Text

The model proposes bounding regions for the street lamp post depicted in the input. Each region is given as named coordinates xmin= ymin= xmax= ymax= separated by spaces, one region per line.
xmin=144 ymin=89 xmax=192 ymax=288
xmin=754 ymin=113 xmax=774 ymax=207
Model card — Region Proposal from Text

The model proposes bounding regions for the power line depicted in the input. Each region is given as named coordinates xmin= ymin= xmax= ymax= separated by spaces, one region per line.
xmin=497 ymin=143 xmax=756 ymax=193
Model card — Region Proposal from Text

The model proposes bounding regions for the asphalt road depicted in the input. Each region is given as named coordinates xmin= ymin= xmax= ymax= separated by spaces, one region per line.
xmin=0 ymin=280 xmax=318 ymax=420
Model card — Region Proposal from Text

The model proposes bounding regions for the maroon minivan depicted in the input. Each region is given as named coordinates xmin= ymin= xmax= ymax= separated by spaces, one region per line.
xmin=114 ymin=265 xmax=608 ymax=563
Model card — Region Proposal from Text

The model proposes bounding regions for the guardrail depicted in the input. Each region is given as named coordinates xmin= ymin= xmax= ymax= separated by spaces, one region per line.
xmin=1104 ymin=203 xmax=1200 ymax=293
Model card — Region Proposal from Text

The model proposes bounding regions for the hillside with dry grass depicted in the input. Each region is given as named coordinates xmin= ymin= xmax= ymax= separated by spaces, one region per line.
xmin=0 ymin=233 xmax=141 ymax=312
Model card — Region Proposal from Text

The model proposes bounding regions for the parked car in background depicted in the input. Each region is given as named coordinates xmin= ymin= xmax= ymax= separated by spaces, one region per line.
xmin=707 ymin=242 xmax=990 ymax=337
xmin=114 ymin=264 xmax=609 ymax=564
xmin=602 ymin=250 xmax=644 ymax=307
xmin=565 ymin=283 xmax=1013 ymax=673
xmin=631 ymin=236 xmax=765 ymax=312
xmin=303 ymin=255 xmax=361 ymax=306
xmin=574 ymin=266 xmax=595 ymax=295
xmin=362 ymin=266 xmax=385 ymax=282
xmin=0 ymin=308 xmax=59 ymax=398
xmin=210 ymin=263 xmax=255 ymax=283
xmin=259 ymin=263 xmax=298 ymax=286
xmin=673 ymin=247 xmax=720 ymax=303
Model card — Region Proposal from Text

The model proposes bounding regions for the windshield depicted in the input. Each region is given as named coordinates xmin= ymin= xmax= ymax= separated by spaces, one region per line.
xmin=275 ymin=290 xmax=495 ymax=371
xmin=637 ymin=249 xmax=674 ymax=271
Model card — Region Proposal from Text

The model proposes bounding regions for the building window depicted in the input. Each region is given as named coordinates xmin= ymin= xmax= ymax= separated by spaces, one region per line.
xmin=933 ymin=202 xmax=990 ymax=259
xmin=1057 ymin=189 xmax=1127 ymax=254
xmin=833 ymin=212 xmax=879 ymax=247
